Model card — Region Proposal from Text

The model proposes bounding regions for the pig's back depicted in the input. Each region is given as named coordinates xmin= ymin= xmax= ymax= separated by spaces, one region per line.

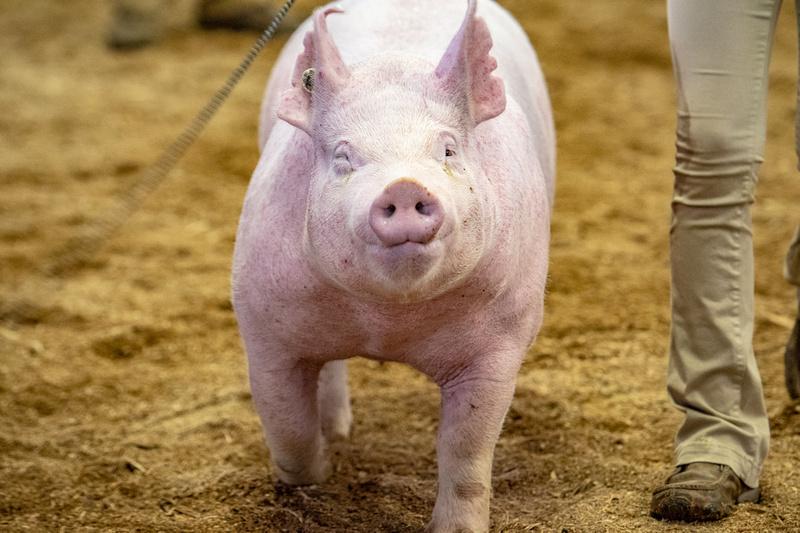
xmin=259 ymin=0 xmax=554 ymax=187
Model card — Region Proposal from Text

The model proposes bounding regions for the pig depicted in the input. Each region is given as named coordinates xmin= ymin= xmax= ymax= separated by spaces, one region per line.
xmin=231 ymin=0 xmax=554 ymax=530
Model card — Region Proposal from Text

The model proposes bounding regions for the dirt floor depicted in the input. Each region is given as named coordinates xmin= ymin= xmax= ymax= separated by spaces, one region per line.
xmin=2 ymin=0 xmax=800 ymax=531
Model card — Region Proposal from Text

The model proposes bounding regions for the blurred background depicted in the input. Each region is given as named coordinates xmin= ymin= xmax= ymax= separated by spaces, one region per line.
xmin=1 ymin=0 xmax=798 ymax=530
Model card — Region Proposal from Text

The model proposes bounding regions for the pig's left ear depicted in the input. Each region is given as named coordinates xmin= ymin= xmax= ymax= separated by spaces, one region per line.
xmin=435 ymin=0 xmax=506 ymax=125
xmin=277 ymin=7 xmax=350 ymax=134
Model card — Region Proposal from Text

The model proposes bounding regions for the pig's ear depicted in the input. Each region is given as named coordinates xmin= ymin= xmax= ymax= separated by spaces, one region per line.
xmin=277 ymin=7 xmax=350 ymax=134
xmin=435 ymin=0 xmax=506 ymax=125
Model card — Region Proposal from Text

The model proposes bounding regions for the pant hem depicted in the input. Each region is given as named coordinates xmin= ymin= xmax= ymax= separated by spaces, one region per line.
xmin=675 ymin=442 xmax=761 ymax=488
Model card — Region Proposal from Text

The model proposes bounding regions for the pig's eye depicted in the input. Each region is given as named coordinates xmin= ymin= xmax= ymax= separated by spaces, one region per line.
xmin=445 ymin=148 xmax=456 ymax=158
xmin=333 ymin=144 xmax=353 ymax=174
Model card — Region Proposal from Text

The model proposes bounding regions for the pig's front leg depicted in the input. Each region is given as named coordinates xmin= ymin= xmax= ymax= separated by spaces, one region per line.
xmin=248 ymin=353 xmax=330 ymax=485
xmin=427 ymin=359 xmax=519 ymax=533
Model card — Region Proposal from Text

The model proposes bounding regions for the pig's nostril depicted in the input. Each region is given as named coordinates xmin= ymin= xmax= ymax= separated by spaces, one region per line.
xmin=369 ymin=180 xmax=444 ymax=246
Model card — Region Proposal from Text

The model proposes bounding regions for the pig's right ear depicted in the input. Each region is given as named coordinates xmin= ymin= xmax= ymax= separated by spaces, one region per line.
xmin=277 ymin=8 xmax=350 ymax=134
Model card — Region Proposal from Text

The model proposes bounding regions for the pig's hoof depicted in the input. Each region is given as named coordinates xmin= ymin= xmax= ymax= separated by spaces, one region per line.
xmin=425 ymin=523 xmax=477 ymax=533
xmin=426 ymin=508 xmax=487 ymax=533
xmin=273 ymin=458 xmax=331 ymax=486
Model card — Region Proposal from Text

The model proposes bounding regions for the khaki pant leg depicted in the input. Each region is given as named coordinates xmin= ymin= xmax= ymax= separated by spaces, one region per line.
xmin=108 ymin=0 xmax=187 ymax=47
xmin=790 ymin=2 xmax=800 ymax=293
xmin=786 ymin=226 xmax=800 ymax=288
xmin=111 ymin=0 xmax=165 ymax=23
xmin=109 ymin=0 xmax=163 ymax=45
xmin=666 ymin=0 xmax=778 ymax=488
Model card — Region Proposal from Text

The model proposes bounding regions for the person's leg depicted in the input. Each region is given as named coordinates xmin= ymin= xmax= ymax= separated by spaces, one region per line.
xmin=791 ymin=0 xmax=800 ymax=297
xmin=653 ymin=0 xmax=778 ymax=522
xmin=785 ymin=226 xmax=800 ymax=292
xmin=786 ymin=27 xmax=800 ymax=396
xmin=197 ymin=0 xmax=298 ymax=32
xmin=785 ymin=287 xmax=800 ymax=398
xmin=108 ymin=0 xmax=164 ymax=50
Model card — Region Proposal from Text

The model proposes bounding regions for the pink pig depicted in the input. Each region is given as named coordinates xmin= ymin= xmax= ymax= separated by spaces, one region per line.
xmin=232 ymin=0 xmax=554 ymax=530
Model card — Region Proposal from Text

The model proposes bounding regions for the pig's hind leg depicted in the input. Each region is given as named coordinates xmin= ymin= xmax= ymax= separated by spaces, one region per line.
xmin=318 ymin=360 xmax=353 ymax=441
xmin=248 ymin=354 xmax=331 ymax=485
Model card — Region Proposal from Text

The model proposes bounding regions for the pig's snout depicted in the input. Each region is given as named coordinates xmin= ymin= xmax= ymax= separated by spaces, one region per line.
xmin=369 ymin=180 xmax=444 ymax=247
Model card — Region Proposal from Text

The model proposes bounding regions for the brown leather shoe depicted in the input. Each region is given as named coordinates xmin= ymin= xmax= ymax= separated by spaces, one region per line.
xmin=650 ymin=462 xmax=760 ymax=522
xmin=785 ymin=318 xmax=800 ymax=400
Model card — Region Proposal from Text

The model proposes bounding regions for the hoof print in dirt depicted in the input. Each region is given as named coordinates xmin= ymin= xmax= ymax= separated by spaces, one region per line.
xmin=0 ymin=299 xmax=85 ymax=327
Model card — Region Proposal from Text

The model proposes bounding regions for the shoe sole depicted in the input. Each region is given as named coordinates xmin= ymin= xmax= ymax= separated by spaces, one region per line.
xmin=737 ymin=486 xmax=760 ymax=504
xmin=650 ymin=490 xmax=733 ymax=522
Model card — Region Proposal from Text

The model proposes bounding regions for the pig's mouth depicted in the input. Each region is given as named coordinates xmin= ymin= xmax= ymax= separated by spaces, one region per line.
xmin=367 ymin=239 xmax=444 ymax=277
xmin=370 ymin=239 xmax=440 ymax=261
xmin=356 ymin=235 xmax=468 ymax=303
xmin=378 ymin=240 xmax=436 ymax=261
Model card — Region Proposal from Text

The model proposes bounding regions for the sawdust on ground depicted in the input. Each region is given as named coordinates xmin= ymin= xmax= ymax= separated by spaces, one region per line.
xmin=2 ymin=0 xmax=799 ymax=531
